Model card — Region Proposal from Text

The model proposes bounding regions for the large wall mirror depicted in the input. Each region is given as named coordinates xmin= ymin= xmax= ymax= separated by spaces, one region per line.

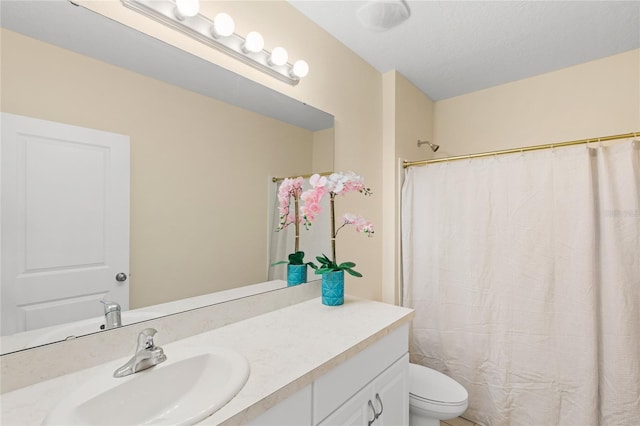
xmin=0 ymin=1 xmax=334 ymax=355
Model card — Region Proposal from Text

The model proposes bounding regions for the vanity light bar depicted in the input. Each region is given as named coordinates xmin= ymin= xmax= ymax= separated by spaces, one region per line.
xmin=121 ymin=0 xmax=305 ymax=85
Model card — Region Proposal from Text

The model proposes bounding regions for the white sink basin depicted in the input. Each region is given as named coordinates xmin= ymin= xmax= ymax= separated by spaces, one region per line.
xmin=43 ymin=345 xmax=250 ymax=425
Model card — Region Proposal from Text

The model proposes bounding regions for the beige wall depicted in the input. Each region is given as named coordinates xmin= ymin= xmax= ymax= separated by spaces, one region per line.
xmin=381 ymin=72 xmax=397 ymax=304
xmin=1 ymin=28 xmax=316 ymax=308
xmin=312 ymin=127 xmax=334 ymax=173
xmin=395 ymin=74 xmax=435 ymax=162
xmin=382 ymin=71 xmax=435 ymax=303
xmin=434 ymin=49 xmax=640 ymax=156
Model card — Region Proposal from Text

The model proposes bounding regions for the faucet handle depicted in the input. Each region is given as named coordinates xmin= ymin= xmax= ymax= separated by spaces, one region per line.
xmin=137 ymin=328 xmax=159 ymax=351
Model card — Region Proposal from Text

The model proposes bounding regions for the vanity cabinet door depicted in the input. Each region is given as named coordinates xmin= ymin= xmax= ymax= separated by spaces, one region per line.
xmin=372 ymin=353 xmax=409 ymax=426
xmin=317 ymin=384 xmax=373 ymax=426
xmin=313 ymin=325 xmax=408 ymax=424
xmin=317 ymin=354 xmax=409 ymax=426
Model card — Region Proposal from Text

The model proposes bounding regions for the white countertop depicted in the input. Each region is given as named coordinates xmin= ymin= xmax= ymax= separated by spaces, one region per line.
xmin=0 ymin=296 xmax=413 ymax=425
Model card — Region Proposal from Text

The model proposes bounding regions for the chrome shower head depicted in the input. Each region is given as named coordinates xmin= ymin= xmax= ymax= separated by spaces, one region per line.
xmin=417 ymin=140 xmax=439 ymax=152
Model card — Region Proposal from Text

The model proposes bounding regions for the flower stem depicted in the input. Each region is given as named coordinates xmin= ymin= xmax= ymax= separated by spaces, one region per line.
xmin=294 ymin=190 xmax=300 ymax=253
xmin=330 ymin=193 xmax=336 ymax=264
xmin=334 ymin=222 xmax=347 ymax=236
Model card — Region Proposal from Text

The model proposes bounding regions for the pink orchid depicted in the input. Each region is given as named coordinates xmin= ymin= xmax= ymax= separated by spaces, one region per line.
xmin=325 ymin=171 xmax=371 ymax=196
xmin=310 ymin=173 xmax=327 ymax=188
xmin=276 ymin=176 xmax=306 ymax=253
xmin=300 ymin=172 xmax=372 ymax=229
xmin=341 ymin=213 xmax=374 ymax=237
xmin=299 ymin=172 xmax=374 ymax=268
xmin=276 ymin=177 xmax=304 ymax=231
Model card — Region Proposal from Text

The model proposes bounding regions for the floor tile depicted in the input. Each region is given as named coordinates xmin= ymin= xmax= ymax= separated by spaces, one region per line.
xmin=443 ymin=417 xmax=475 ymax=426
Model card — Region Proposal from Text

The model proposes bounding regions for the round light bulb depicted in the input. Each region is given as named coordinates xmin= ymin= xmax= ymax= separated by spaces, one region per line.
xmin=269 ymin=47 xmax=288 ymax=66
xmin=212 ymin=12 xmax=234 ymax=37
xmin=243 ymin=31 xmax=264 ymax=53
xmin=292 ymin=59 xmax=309 ymax=78
xmin=175 ymin=0 xmax=199 ymax=19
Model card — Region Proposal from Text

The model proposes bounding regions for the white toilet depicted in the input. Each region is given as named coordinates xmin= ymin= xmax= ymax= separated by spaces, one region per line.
xmin=409 ymin=363 xmax=469 ymax=426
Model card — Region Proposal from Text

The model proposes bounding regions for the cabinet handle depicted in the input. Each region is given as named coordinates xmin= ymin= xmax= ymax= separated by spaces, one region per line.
xmin=367 ymin=400 xmax=377 ymax=426
xmin=373 ymin=393 xmax=384 ymax=419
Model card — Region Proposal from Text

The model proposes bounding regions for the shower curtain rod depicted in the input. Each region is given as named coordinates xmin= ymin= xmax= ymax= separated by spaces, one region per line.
xmin=403 ymin=131 xmax=640 ymax=168
xmin=272 ymin=170 xmax=332 ymax=183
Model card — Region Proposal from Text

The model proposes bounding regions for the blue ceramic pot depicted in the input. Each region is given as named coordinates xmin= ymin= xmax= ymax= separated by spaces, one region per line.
xmin=321 ymin=270 xmax=344 ymax=306
xmin=287 ymin=264 xmax=307 ymax=286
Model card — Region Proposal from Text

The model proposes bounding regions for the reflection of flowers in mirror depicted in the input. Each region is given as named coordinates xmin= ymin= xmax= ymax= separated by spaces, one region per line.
xmin=276 ymin=177 xmax=303 ymax=231
xmin=273 ymin=176 xmax=316 ymax=273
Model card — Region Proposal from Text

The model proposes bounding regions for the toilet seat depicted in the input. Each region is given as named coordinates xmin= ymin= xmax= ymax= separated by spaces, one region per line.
xmin=409 ymin=363 xmax=468 ymax=406
xmin=410 ymin=393 xmax=467 ymax=407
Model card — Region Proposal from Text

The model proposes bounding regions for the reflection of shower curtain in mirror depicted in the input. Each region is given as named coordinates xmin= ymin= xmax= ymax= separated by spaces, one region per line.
xmin=268 ymin=179 xmax=331 ymax=281
xmin=401 ymin=139 xmax=640 ymax=426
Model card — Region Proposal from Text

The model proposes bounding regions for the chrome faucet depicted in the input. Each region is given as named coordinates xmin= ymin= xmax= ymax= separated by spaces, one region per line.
xmin=101 ymin=300 xmax=122 ymax=329
xmin=113 ymin=328 xmax=167 ymax=378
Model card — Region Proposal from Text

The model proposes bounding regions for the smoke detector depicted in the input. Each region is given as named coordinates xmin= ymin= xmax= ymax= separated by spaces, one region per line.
xmin=356 ymin=0 xmax=411 ymax=32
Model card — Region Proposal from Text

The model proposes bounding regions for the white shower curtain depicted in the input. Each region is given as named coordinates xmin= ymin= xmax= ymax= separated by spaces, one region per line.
xmin=401 ymin=139 xmax=640 ymax=426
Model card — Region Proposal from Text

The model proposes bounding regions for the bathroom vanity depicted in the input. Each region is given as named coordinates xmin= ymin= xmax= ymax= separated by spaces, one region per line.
xmin=0 ymin=296 xmax=414 ymax=425
xmin=246 ymin=322 xmax=409 ymax=425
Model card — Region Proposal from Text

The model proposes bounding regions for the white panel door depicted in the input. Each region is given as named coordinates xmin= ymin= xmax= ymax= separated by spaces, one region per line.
xmin=1 ymin=113 xmax=130 ymax=335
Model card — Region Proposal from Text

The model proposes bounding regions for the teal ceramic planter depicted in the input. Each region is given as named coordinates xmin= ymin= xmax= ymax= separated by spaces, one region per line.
xmin=321 ymin=270 xmax=344 ymax=306
xmin=287 ymin=264 xmax=307 ymax=286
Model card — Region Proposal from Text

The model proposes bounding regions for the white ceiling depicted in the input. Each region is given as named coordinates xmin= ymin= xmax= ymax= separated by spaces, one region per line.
xmin=289 ymin=1 xmax=640 ymax=101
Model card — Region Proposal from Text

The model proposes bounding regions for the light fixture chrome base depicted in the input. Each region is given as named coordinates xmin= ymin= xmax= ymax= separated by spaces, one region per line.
xmin=121 ymin=0 xmax=300 ymax=85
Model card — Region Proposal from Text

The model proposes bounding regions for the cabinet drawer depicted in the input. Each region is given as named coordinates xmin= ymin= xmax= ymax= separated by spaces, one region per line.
xmin=313 ymin=324 xmax=408 ymax=423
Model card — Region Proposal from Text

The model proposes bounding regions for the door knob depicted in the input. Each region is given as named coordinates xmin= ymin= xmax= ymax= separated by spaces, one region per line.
xmin=115 ymin=272 xmax=128 ymax=282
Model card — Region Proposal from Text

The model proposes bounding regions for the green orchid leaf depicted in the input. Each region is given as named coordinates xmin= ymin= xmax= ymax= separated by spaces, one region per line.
xmin=316 ymin=255 xmax=331 ymax=265
xmin=288 ymin=251 xmax=305 ymax=265
xmin=271 ymin=260 xmax=288 ymax=266
xmin=345 ymin=268 xmax=363 ymax=277
xmin=338 ymin=262 xmax=356 ymax=268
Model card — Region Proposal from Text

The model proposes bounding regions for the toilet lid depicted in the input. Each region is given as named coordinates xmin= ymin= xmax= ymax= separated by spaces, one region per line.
xmin=409 ymin=363 xmax=468 ymax=405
